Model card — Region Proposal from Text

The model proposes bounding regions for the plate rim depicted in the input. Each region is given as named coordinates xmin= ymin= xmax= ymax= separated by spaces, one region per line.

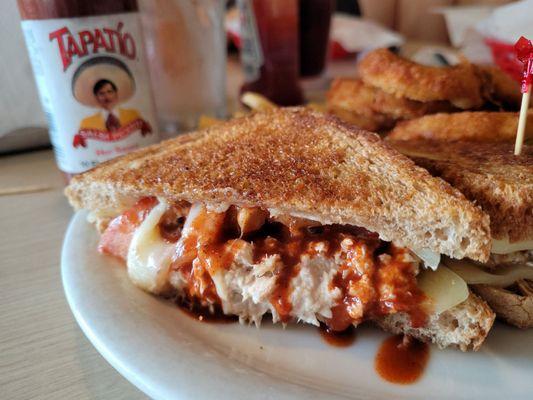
xmin=61 ymin=211 xmax=533 ymax=400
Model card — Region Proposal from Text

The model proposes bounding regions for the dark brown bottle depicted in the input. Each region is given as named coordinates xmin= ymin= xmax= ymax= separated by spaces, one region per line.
xmin=299 ymin=0 xmax=334 ymax=77
xmin=238 ymin=0 xmax=304 ymax=106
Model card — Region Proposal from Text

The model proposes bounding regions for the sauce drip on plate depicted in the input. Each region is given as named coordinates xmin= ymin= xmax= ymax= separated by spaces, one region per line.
xmin=318 ymin=324 xmax=357 ymax=347
xmin=375 ymin=335 xmax=430 ymax=384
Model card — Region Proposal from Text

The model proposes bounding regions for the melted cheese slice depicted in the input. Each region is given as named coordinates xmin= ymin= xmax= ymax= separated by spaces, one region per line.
xmin=445 ymin=259 xmax=533 ymax=288
xmin=127 ymin=200 xmax=175 ymax=294
xmin=413 ymin=248 xmax=440 ymax=270
xmin=492 ymin=238 xmax=533 ymax=255
xmin=417 ymin=265 xmax=469 ymax=314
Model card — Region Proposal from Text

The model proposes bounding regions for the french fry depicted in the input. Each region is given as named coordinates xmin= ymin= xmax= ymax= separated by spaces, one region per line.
xmin=198 ymin=115 xmax=223 ymax=129
xmin=241 ymin=92 xmax=277 ymax=111
xmin=200 ymin=92 xmax=326 ymax=129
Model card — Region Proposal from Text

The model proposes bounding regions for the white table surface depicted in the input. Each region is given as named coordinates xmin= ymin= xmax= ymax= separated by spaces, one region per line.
xmin=0 ymin=149 xmax=148 ymax=399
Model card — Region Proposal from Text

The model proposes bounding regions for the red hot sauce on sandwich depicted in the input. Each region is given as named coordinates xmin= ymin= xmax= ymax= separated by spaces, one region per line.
xmin=17 ymin=0 xmax=160 ymax=182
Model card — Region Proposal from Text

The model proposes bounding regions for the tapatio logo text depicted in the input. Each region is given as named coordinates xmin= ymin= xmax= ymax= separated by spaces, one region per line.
xmin=49 ymin=22 xmax=136 ymax=71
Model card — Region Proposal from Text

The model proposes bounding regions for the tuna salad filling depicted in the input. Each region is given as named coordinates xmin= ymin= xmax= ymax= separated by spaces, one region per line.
xmin=98 ymin=197 xmax=430 ymax=331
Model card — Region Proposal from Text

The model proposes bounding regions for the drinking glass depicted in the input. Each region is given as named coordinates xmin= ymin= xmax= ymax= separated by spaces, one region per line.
xmin=140 ymin=0 xmax=226 ymax=137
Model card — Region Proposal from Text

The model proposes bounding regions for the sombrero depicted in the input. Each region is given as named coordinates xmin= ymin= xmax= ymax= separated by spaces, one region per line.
xmin=72 ymin=56 xmax=135 ymax=108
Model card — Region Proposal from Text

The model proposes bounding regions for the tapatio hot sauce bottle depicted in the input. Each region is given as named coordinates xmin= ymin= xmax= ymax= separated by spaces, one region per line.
xmin=18 ymin=0 xmax=160 ymax=182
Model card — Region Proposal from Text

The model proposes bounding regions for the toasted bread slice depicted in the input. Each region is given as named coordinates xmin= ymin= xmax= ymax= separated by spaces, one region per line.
xmin=66 ymin=107 xmax=490 ymax=261
xmin=472 ymin=283 xmax=533 ymax=329
xmin=377 ymin=292 xmax=495 ymax=351
xmin=357 ymin=49 xmax=484 ymax=109
xmin=388 ymin=111 xmax=533 ymax=142
xmin=390 ymin=140 xmax=533 ymax=243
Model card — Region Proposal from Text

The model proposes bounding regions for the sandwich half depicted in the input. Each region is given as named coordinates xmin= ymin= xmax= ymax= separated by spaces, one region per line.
xmin=66 ymin=107 xmax=495 ymax=350
xmin=390 ymin=139 xmax=533 ymax=328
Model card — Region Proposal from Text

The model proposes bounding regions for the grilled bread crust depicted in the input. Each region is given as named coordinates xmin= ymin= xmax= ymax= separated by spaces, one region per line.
xmin=357 ymin=49 xmax=484 ymax=109
xmin=66 ymin=107 xmax=490 ymax=261
xmin=377 ymin=292 xmax=495 ymax=351
xmin=390 ymin=140 xmax=533 ymax=242
xmin=473 ymin=284 xmax=533 ymax=329
xmin=388 ymin=111 xmax=533 ymax=143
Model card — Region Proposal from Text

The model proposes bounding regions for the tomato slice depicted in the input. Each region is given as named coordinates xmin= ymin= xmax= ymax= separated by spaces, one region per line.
xmin=98 ymin=197 xmax=158 ymax=261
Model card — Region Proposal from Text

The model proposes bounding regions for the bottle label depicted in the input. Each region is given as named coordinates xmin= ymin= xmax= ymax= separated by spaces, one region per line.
xmin=21 ymin=12 xmax=159 ymax=173
xmin=238 ymin=0 xmax=264 ymax=82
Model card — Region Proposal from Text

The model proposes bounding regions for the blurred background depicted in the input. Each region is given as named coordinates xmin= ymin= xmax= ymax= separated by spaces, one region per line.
xmin=1 ymin=3 xmax=531 ymax=398
xmin=1 ymin=0 xmax=527 ymax=157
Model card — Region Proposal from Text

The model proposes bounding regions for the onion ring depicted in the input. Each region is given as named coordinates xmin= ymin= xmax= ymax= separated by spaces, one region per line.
xmin=326 ymin=78 xmax=454 ymax=131
xmin=358 ymin=49 xmax=485 ymax=109
xmin=387 ymin=111 xmax=533 ymax=142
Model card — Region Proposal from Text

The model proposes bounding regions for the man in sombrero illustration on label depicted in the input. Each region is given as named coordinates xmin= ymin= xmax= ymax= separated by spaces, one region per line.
xmin=72 ymin=56 xmax=152 ymax=148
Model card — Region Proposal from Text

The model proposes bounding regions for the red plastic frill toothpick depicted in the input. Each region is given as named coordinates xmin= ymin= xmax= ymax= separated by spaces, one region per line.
xmin=514 ymin=36 xmax=533 ymax=155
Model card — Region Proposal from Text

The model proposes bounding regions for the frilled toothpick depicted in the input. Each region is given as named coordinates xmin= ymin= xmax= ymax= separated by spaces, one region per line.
xmin=514 ymin=36 xmax=533 ymax=155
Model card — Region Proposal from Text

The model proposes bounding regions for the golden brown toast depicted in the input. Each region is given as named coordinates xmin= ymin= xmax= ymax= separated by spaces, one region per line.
xmin=388 ymin=111 xmax=533 ymax=142
xmin=66 ymin=107 xmax=490 ymax=261
xmin=391 ymin=137 xmax=533 ymax=330
xmin=390 ymin=139 xmax=533 ymax=242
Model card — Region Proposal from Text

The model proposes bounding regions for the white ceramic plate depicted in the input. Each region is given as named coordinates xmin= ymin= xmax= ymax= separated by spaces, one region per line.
xmin=62 ymin=211 xmax=533 ymax=400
